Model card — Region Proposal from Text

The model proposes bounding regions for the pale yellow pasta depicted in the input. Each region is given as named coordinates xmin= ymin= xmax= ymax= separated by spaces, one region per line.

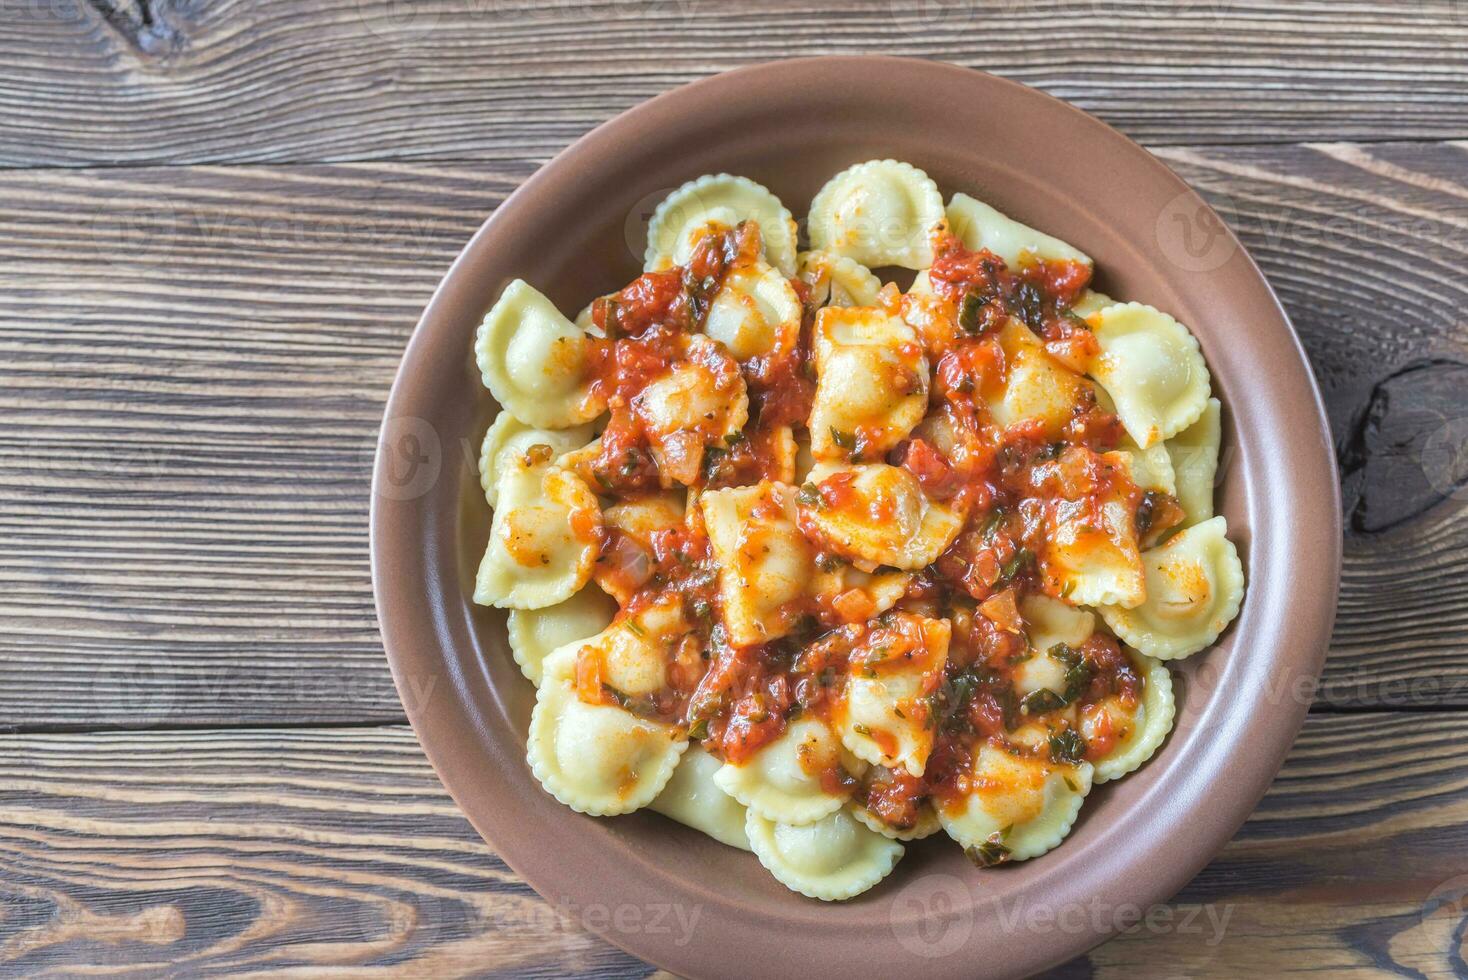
xmin=527 ymin=643 xmax=687 ymax=816
xmin=797 ymin=250 xmax=883 ymax=308
xmin=645 ymin=173 xmax=798 ymax=276
xmin=808 ymin=306 xmax=928 ymax=460
xmin=633 ymin=335 xmax=749 ymax=486
xmin=937 ymin=742 xmax=1094 ymax=862
xmin=946 ymin=192 xmax=1093 ymax=270
xmin=714 ymin=717 xmax=854 ymax=825
xmin=475 ymin=279 xmax=605 ymax=429
xmin=1088 ymin=302 xmax=1211 ymax=449
xmin=1037 ymin=452 xmax=1146 ymax=609
xmin=808 ymin=160 xmax=945 ymax=270
xmin=1068 ymin=289 xmax=1116 ymax=318
xmin=1099 ymin=515 xmax=1244 ymax=660
xmin=704 ymin=258 xmax=802 ymax=361
xmin=479 ymin=411 xmax=595 ymax=508
xmin=507 ymin=584 xmax=617 ymax=686
xmin=651 ymin=745 xmax=752 ymax=851
xmin=800 ymin=463 xmax=963 ymax=572
xmin=839 ymin=614 xmax=950 ymax=777
xmin=746 ymin=807 xmax=904 ymax=902
xmin=1082 ymin=652 xmax=1176 ymax=783
xmin=1117 ymin=439 xmax=1178 ymax=497
xmin=1011 ymin=594 xmax=1097 ymax=701
xmin=851 ymin=799 xmax=942 ymax=842
xmin=474 ymin=457 xmax=601 ymax=610
xmin=700 ymin=482 xmax=816 ymax=646
xmin=987 ymin=319 xmax=1097 ymax=438
xmin=1167 ymin=397 xmax=1222 ymax=528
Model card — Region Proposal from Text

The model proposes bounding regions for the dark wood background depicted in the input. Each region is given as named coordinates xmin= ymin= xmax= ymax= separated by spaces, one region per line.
xmin=2 ymin=1 xmax=1466 ymax=976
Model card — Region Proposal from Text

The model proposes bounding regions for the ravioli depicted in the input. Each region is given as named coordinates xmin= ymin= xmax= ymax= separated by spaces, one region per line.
xmin=1088 ymin=302 xmax=1211 ymax=449
xmin=808 ymin=306 xmax=929 ymax=460
xmin=527 ymin=643 xmax=688 ymax=816
xmin=1082 ymin=651 xmax=1176 ymax=783
xmin=714 ymin=717 xmax=854 ymax=825
xmin=745 ymin=807 xmax=904 ymax=902
xmin=808 ymin=160 xmax=945 ymax=270
xmin=1036 ymin=450 xmax=1146 ymax=609
xmin=704 ymin=258 xmax=803 ymax=361
xmin=651 ymin=744 xmax=752 ymax=851
xmin=851 ymin=800 xmax=942 ymax=842
xmin=799 ymin=463 xmax=963 ymax=572
xmin=1099 ymin=516 xmax=1245 ymax=661
xmin=797 ymin=250 xmax=883 ymax=309
xmin=1010 ymin=594 xmax=1098 ymax=703
xmin=474 ymin=456 xmax=601 ymax=610
xmin=840 ymin=613 xmax=950 ymax=776
xmin=645 ymin=173 xmax=798 ymax=276
xmin=937 ymin=741 xmax=1094 ymax=862
xmin=700 ymin=482 xmax=816 ymax=646
xmin=475 ymin=279 xmax=605 ymax=429
xmin=479 ymin=411 xmax=595 ymax=508
xmin=945 ymin=192 xmax=1093 ymax=270
xmin=507 ymin=584 xmax=618 ymax=686
xmin=987 ymin=318 xmax=1096 ymax=438
xmin=1167 ymin=397 xmax=1222 ymax=528
xmin=634 ymin=335 xmax=750 ymax=486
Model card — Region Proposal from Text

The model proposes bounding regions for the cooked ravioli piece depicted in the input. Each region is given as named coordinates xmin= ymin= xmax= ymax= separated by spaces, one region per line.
xmin=1011 ymin=594 xmax=1097 ymax=703
xmin=945 ymin=192 xmax=1093 ymax=271
xmin=507 ymin=584 xmax=617 ymax=686
xmin=714 ymin=717 xmax=854 ymax=825
xmin=651 ymin=744 xmax=752 ymax=851
xmin=645 ymin=173 xmax=798 ymax=276
xmin=700 ymin=482 xmax=815 ymax=646
xmin=851 ymin=800 xmax=942 ymax=842
xmin=1099 ymin=516 xmax=1244 ymax=661
xmin=704 ymin=258 xmax=802 ymax=361
xmin=937 ymin=741 xmax=1094 ymax=863
xmin=574 ymin=592 xmax=691 ymax=702
xmin=1087 ymin=302 xmax=1211 ymax=449
xmin=474 ymin=456 xmax=601 ymax=610
xmin=1037 ymin=451 xmax=1146 ymax=609
xmin=479 ymin=411 xmax=595 ymax=507
xmin=840 ymin=613 xmax=950 ymax=776
xmin=812 ymin=565 xmax=912 ymax=625
xmin=1167 ymin=397 xmax=1222 ymax=528
xmin=808 ymin=160 xmax=945 ymax=270
xmin=987 ymin=318 xmax=1096 ymax=438
xmin=797 ymin=250 xmax=883 ymax=308
xmin=1116 ymin=439 xmax=1178 ymax=497
xmin=634 ymin=335 xmax=750 ymax=486
xmin=475 ymin=280 xmax=605 ymax=429
xmin=808 ymin=306 xmax=928 ymax=460
xmin=1081 ymin=652 xmax=1176 ymax=783
xmin=746 ymin=807 xmax=904 ymax=901
xmin=801 ymin=463 xmax=964 ymax=572
xmin=594 ymin=491 xmax=687 ymax=604
xmin=527 ymin=643 xmax=687 ymax=816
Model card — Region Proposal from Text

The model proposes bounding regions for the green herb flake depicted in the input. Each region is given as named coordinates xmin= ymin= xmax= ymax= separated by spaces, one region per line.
xmin=965 ymin=837 xmax=1011 ymax=868
xmin=853 ymin=723 xmax=873 ymax=737
xmin=625 ymin=619 xmax=647 ymax=638
xmin=958 ymin=291 xmax=983 ymax=333
xmin=1048 ymin=728 xmax=1088 ymax=765
xmin=1020 ymin=688 xmax=1066 ymax=715
xmin=797 ymin=483 xmax=822 ymax=508
xmin=687 ymin=717 xmax=709 ymax=740
xmin=829 ymin=427 xmax=857 ymax=451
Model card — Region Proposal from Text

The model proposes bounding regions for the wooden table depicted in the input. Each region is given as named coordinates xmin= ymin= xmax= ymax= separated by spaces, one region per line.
xmin=2 ymin=1 xmax=1466 ymax=976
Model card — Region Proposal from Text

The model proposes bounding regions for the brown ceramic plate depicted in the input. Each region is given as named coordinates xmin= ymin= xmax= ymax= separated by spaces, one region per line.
xmin=372 ymin=57 xmax=1340 ymax=979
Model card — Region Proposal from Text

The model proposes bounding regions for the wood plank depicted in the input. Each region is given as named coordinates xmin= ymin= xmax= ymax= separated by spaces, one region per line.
xmin=0 ymin=714 xmax=1462 ymax=976
xmin=1 ymin=142 xmax=1465 ymax=726
xmin=3 ymin=0 xmax=1468 ymax=168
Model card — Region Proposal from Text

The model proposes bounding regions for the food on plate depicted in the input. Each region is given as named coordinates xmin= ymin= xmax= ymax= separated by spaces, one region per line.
xmin=471 ymin=163 xmax=1244 ymax=899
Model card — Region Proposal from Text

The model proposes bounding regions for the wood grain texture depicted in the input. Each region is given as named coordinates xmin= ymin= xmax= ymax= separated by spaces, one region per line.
xmin=1 ymin=142 xmax=1465 ymax=726
xmin=2 ymin=0 xmax=1468 ymax=168
xmin=0 ymin=715 xmax=1461 ymax=977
